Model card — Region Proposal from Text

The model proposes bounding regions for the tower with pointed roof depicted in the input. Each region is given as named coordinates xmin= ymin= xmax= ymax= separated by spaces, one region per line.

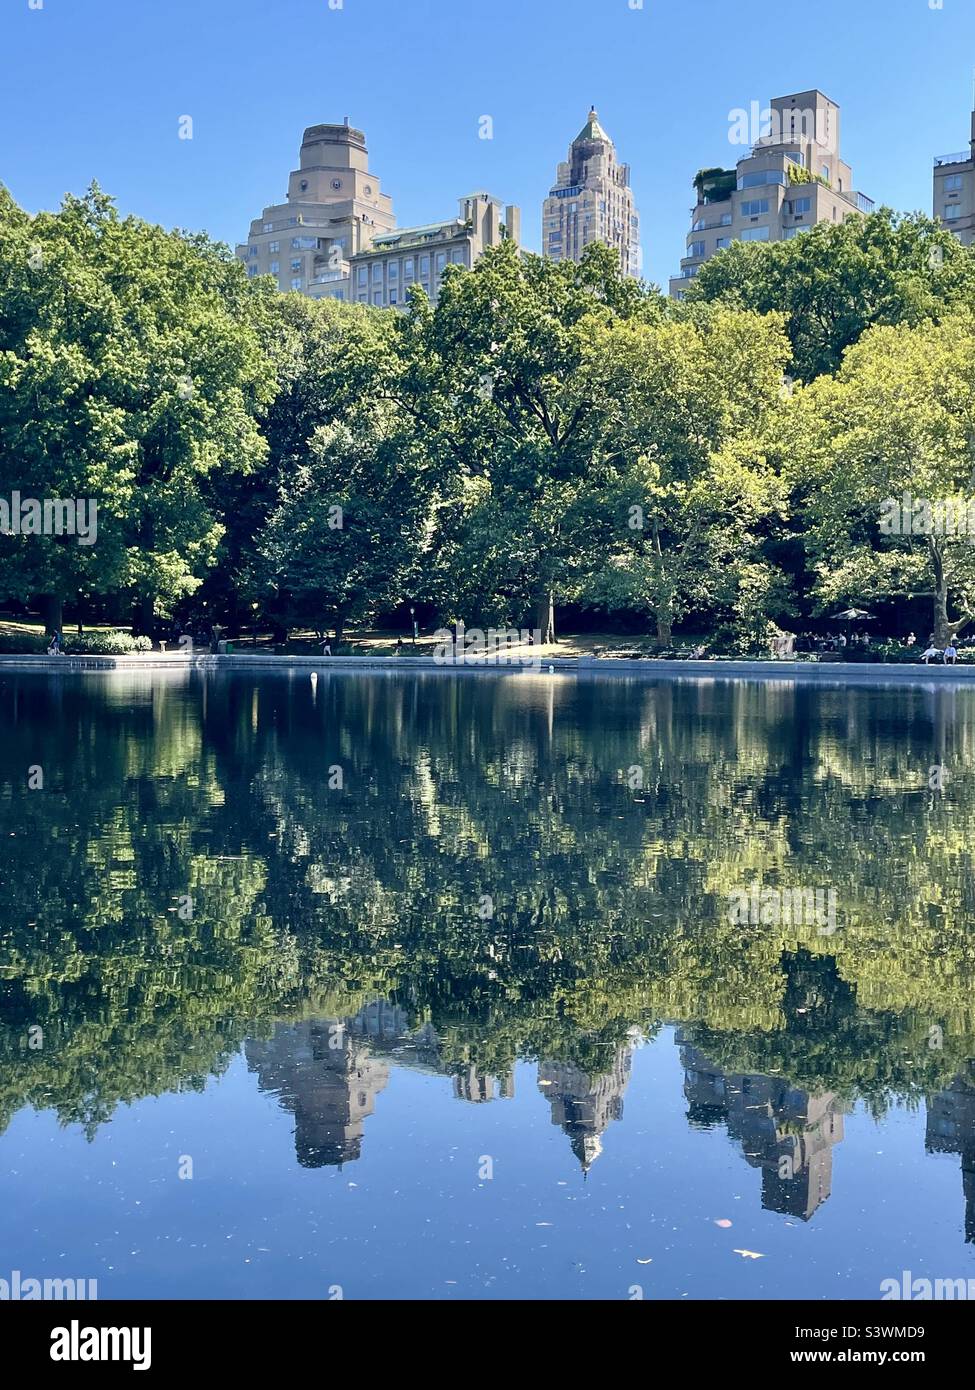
xmin=542 ymin=107 xmax=641 ymax=277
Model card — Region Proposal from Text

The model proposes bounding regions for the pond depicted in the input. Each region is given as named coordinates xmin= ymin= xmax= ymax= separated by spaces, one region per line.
xmin=1 ymin=668 xmax=973 ymax=1300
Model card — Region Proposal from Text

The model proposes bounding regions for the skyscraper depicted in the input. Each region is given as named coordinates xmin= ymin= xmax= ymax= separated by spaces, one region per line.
xmin=542 ymin=108 xmax=641 ymax=277
xmin=236 ymin=119 xmax=396 ymax=301
xmin=669 ymin=90 xmax=874 ymax=299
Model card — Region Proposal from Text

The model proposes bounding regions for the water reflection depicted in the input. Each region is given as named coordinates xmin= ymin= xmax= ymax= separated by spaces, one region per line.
xmin=2 ymin=669 xmax=975 ymax=1244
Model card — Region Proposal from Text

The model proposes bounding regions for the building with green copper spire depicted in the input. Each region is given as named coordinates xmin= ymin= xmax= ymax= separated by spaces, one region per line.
xmin=542 ymin=107 xmax=641 ymax=277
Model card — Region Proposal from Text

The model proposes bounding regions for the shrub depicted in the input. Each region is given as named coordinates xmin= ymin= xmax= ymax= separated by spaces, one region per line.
xmin=0 ymin=632 xmax=47 ymax=654
xmin=68 ymin=631 xmax=153 ymax=655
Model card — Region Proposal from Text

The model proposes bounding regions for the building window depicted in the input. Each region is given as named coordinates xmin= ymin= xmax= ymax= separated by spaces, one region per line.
xmin=716 ymin=237 xmax=731 ymax=249
xmin=945 ymin=174 xmax=964 ymax=192
xmin=692 ymin=218 xmax=706 ymax=231
xmin=451 ymin=248 xmax=464 ymax=263
xmin=268 ymin=241 xmax=279 ymax=253
xmin=291 ymin=259 xmax=302 ymax=272
xmin=388 ymin=262 xmax=398 ymax=280
xmin=688 ymin=240 xmax=706 ymax=258
xmin=741 ymin=227 xmax=770 ymax=241
xmin=263 ymin=222 xmax=273 ymax=232
xmin=436 ymin=252 xmax=447 ymax=271
xmin=270 ymin=261 xmax=279 ymax=274
xmin=404 ymin=258 xmax=414 ymax=278
xmin=357 ymin=267 xmax=367 ymax=287
xmin=420 ymin=255 xmax=430 ymax=274
xmin=821 ymin=164 xmax=830 ymax=182
xmin=738 ymin=171 xmax=786 ymax=190
xmin=389 ymin=290 xmax=398 ymax=305
xmin=357 ymin=294 xmax=367 ymax=303
xmin=372 ymin=263 xmax=382 ymax=283
xmin=291 ymin=277 xmax=302 ymax=289
xmin=372 ymin=291 xmax=382 ymax=305
xmin=945 ymin=205 xmax=962 ymax=220
xmin=740 ymin=199 xmax=770 ymax=217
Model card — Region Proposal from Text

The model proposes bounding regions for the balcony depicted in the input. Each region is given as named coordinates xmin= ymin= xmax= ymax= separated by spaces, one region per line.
xmin=934 ymin=151 xmax=971 ymax=168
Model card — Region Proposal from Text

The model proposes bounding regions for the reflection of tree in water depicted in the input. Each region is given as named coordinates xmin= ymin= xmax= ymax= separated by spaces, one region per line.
xmin=4 ymin=670 xmax=975 ymax=1186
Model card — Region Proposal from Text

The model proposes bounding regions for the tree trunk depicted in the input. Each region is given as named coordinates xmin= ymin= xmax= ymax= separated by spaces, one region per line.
xmin=40 ymin=595 xmax=63 ymax=636
xmin=132 ymin=594 xmax=155 ymax=638
xmin=655 ymin=614 xmax=672 ymax=645
xmin=533 ymin=591 xmax=555 ymax=645
xmin=928 ymin=541 xmax=972 ymax=645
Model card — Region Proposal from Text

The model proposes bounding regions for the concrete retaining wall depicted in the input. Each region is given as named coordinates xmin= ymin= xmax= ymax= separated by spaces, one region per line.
xmin=2 ymin=652 xmax=974 ymax=683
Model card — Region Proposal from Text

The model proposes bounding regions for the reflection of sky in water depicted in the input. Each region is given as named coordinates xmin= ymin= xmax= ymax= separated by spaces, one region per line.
xmin=1 ymin=1028 xmax=970 ymax=1300
xmin=1 ymin=670 xmax=975 ymax=1298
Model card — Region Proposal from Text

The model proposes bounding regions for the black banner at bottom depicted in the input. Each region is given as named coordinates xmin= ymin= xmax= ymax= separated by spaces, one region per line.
xmin=3 ymin=1298 xmax=969 ymax=1374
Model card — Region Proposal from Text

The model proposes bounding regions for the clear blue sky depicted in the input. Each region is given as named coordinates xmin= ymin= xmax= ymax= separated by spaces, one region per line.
xmin=3 ymin=0 xmax=975 ymax=287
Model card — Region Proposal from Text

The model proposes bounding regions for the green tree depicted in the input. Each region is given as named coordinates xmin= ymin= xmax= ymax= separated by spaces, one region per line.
xmin=686 ymin=209 xmax=975 ymax=382
xmin=402 ymin=241 xmax=665 ymax=640
xmin=0 ymin=185 xmax=273 ymax=631
xmin=578 ymin=306 xmax=792 ymax=643
xmin=782 ymin=312 xmax=975 ymax=645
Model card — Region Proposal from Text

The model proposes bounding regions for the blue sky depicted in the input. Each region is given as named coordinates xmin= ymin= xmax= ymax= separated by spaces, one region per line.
xmin=2 ymin=0 xmax=975 ymax=286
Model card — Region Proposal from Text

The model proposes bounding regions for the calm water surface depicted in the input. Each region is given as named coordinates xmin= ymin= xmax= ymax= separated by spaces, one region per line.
xmin=1 ymin=669 xmax=974 ymax=1300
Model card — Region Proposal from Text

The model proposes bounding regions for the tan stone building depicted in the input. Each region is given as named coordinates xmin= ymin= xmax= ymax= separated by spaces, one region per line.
xmin=669 ymin=90 xmax=874 ymax=299
xmin=542 ymin=108 xmax=641 ymax=277
xmin=933 ymin=109 xmax=975 ymax=246
xmin=236 ymin=119 xmax=395 ymax=301
xmin=349 ymin=192 xmax=520 ymax=309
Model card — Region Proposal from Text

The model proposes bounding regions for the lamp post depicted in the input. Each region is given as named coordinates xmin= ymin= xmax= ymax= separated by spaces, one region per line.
xmin=410 ymin=605 xmax=417 ymax=646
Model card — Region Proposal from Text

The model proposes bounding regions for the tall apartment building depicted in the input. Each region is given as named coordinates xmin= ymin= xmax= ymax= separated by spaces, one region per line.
xmin=669 ymin=90 xmax=874 ymax=299
xmin=236 ymin=120 xmax=395 ymax=301
xmin=542 ymin=107 xmax=641 ymax=277
xmin=933 ymin=109 xmax=975 ymax=245
xmin=349 ymin=192 xmax=520 ymax=309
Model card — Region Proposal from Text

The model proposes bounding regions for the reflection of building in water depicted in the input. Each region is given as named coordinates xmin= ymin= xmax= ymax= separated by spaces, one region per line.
xmin=246 ymin=1001 xmax=515 ymax=1167
xmin=453 ymin=1067 xmax=515 ymax=1103
xmin=349 ymin=1001 xmax=514 ymax=1101
xmin=678 ymin=1034 xmax=845 ymax=1220
xmin=538 ymin=1042 xmax=634 ymax=1171
xmin=246 ymin=1019 xmax=390 ymax=1168
xmin=926 ymin=1066 xmax=975 ymax=1242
